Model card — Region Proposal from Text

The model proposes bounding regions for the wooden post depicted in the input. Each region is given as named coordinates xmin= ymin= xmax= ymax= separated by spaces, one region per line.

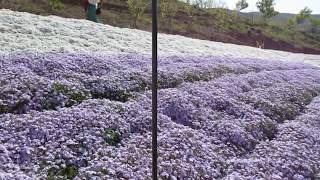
xmin=151 ymin=0 xmax=158 ymax=179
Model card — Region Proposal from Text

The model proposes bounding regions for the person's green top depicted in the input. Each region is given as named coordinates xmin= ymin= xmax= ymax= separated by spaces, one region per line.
xmin=86 ymin=3 xmax=100 ymax=23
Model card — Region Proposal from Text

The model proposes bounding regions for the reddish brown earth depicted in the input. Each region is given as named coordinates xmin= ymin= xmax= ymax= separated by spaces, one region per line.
xmin=84 ymin=0 xmax=320 ymax=54
xmin=166 ymin=25 xmax=320 ymax=54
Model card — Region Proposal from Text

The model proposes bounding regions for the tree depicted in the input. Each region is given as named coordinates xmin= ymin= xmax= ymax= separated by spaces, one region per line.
xmin=194 ymin=0 xmax=205 ymax=8
xmin=295 ymin=7 xmax=312 ymax=24
xmin=234 ymin=0 xmax=248 ymax=20
xmin=182 ymin=0 xmax=193 ymax=16
xmin=236 ymin=0 xmax=248 ymax=11
xmin=49 ymin=0 xmax=64 ymax=10
xmin=309 ymin=17 xmax=320 ymax=34
xmin=287 ymin=18 xmax=295 ymax=28
xmin=256 ymin=0 xmax=279 ymax=22
xmin=127 ymin=0 xmax=149 ymax=28
xmin=213 ymin=0 xmax=227 ymax=9
xmin=159 ymin=0 xmax=179 ymax=31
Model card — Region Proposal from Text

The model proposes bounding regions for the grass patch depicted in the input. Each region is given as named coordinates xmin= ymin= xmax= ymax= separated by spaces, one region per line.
xmin=52 ymin=83 xmax=89 ymax=107
xmin=103 ymin=129 xmax=121 ymax=146
xmin=47 ymin=164 xmax=79 ymax=180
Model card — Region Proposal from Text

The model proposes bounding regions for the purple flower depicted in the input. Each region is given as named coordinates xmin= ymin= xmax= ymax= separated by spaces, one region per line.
xmin=1 ymin=53 xmax=320 ymax=179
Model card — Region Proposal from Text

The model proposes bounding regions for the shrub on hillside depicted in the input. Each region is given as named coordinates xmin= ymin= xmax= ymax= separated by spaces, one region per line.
xmin=49 ymin=0 xmax=64 ymax=10
xmin=127 ymin=0 xmax=149 ymax=28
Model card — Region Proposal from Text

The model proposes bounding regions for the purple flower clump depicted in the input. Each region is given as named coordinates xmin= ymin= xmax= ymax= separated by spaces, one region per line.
xmin=0 ymin=53 xmax=316 ymax=114
xmin=1 ymin=53 xmax=320 ymax=179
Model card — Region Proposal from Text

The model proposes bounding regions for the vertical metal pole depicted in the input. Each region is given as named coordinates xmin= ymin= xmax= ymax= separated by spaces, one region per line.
xmin=152 ymin=0 xmax=158 ymax=179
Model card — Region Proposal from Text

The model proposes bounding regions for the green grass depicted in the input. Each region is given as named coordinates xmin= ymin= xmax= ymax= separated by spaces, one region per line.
xmin=103 ymin=129 xmax=121 ymax=146
xmin=47 ymin=164 xmax=79 ymax=180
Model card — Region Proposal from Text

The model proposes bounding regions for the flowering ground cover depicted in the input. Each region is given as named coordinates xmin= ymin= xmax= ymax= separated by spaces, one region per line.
xmin=1 ymin=9 xmax=320 ymax=68
xmin=1 ymin=53 xmax=316 ymax=114
xmin=1 ymin=53 xmax=320 ymax=179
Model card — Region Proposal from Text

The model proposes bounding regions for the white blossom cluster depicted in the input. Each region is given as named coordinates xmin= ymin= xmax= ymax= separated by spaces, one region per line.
xmin=1 ymin=9 xmax=320 ymax=67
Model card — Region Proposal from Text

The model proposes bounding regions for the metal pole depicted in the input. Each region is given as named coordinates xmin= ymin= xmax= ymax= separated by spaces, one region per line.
xmin=152 ymin=0 xmax=158 ymax=179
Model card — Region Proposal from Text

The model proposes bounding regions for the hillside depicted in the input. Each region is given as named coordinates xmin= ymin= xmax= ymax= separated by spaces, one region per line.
xmin=1 ymin=0 xmax=320 ymax=54
xmin=1 ymin=9 xmax=320 ymax=179
xmin=1 ymin=1 xmax=320 ymax=179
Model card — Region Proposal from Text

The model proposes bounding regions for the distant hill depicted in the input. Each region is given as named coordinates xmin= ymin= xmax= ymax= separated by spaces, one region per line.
xmin=240 ymin=12 xmax=320 ymax=24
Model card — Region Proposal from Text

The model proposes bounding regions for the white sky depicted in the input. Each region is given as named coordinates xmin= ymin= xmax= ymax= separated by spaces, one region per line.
xmin=224 ymin=0 xmax=320 ymax=14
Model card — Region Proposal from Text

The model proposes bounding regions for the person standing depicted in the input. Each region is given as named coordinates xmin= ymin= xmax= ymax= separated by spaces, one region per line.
xmin=96 ymin=0 xmax=103 ymax=22
xmin=84 ymin=0 xmax=101 ymax=23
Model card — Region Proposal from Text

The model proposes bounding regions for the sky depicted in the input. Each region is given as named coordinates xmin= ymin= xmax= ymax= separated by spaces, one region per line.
xmin=223 ymin=0 xmax=320 ymax=14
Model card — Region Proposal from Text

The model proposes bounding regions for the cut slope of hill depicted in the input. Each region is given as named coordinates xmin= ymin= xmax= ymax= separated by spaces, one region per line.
xmin=0 ymin=9 xmax=320 ymax=67
xmin=1 ymin=0 xmax=320 ymax=54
